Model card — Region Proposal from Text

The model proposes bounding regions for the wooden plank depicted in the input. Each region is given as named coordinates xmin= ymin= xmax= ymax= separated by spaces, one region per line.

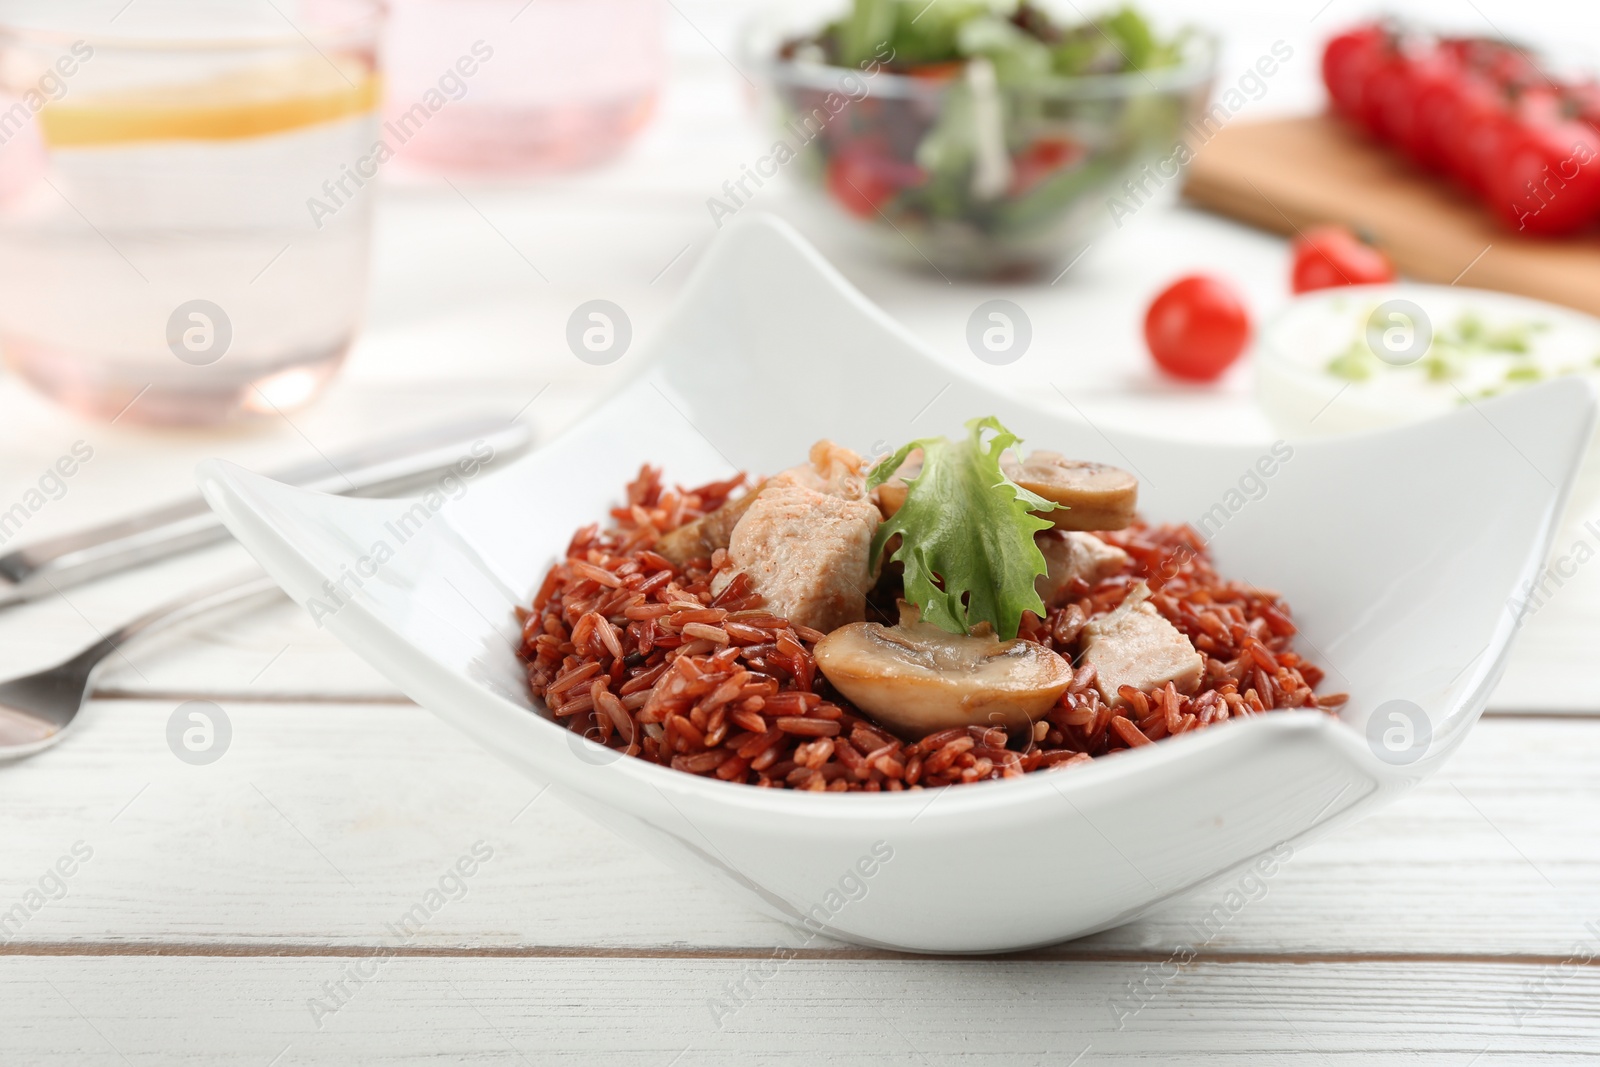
xmin=2 ymin=701 xmax=1597 ymax=958
xmin=1184 ymin=115 xmax=1600 ymax=317
xmin=1 ymin=956 xmax=1595 ymax=1064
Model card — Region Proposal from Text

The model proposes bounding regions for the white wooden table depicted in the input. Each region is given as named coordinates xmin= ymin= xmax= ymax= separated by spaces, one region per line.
xmin=4 ymin=1 xmax=1600 ymax=1061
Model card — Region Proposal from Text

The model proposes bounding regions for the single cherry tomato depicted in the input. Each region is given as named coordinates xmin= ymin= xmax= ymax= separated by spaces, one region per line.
xmin=1322 ymin=25 xmax=1386 ymax=124
xmin=824 ymin=153 xmax=920 ymax=218
xmin=1290 ymin=225 xmax=1398 ymax=293
xmin=1484 ymin=119 xmax=1600 ymax=235
xmin=1143 ymin=275 xmax=1252 ymax=383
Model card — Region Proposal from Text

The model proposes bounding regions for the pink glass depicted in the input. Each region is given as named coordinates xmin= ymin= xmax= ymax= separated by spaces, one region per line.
xmin=381 ymin=0 xmax=664 ymax=174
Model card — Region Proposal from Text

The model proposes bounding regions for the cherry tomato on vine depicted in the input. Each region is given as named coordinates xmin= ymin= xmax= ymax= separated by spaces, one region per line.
xmin=1437 ymin=78 xmax=1512 ymax=192
xmin=1485 ymin=120 xmax=1600 ymax=236
xmin=1569 ymin=82 xmax=1600 ymax=128
xmin=1322 ymin=25 xmax=1385 ymax=124
xmin=1363 ymin=53 xmax=1414 ymax=141
xmin=1143 ymin=275 xmax=1252 ymax=383
xmin=1375 ymin=54 xmax=1458 ymax=169
xmin=1410 ymin=71 xmax=1469 ymax=173
xmin=1290 ymin=225 xmax=1398 ymax=293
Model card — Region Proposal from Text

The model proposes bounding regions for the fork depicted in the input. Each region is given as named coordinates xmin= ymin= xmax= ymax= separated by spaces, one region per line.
xmin=0 ymin=571 xmax=281 ymax=759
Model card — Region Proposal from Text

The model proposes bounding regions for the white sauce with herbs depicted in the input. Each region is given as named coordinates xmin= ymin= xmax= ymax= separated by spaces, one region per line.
xmin=1256 ymin=284 xmax=1600 ymax=438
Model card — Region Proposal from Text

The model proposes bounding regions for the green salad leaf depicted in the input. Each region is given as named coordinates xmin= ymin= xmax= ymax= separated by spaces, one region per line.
xmin=956 ymin=16 xmax=1053 ymax=85
xmin=893 ymin=0 xmax=991 ymax=67
xmin=825 ymin=0 xmax=1180 ymax=76
xmin=867 ymin=417 xmax=1060 ymax=640
xmin=1099 ymin=6 xmax=1167 ymax=69
xmin=830 ymin=0 xmax=987 ymax=68
xmin=832 ymin=0 xmax=897 ymax=68
xmin=1051 ymin=5 xmax=1176 ymax=75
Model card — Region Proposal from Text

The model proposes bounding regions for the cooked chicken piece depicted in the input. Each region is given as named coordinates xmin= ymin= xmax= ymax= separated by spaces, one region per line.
xmin=656 ymin=482 xmax=766 ymax=565
xmin=711 ymin=485 xmax=880 ymax=633
xmin=815 ymin=612 xmax=1073 ymax=739
xmin=657 ymin=441 xmax=867 ymax=566
xmin=769 ymin=439 xmax=869 ymax=500
xmin=1035 ymin=531 xmax=1131 ymax=607
xmin=1080 ymin=584 xmax=1204 ymax=706
xmin=1002 ymin=451 xmax=1138 ymax=531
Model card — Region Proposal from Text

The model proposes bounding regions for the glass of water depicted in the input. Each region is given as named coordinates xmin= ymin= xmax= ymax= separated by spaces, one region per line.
xmin=0 ymin=0 xmax=381 ymax=425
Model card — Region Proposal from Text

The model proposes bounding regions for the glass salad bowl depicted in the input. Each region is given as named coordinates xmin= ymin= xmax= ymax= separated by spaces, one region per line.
xmin=742 ymin=4 xmax=1217 ymax=278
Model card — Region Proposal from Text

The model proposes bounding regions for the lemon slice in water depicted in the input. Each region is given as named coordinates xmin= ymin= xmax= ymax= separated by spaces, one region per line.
xmin=39 ymin=55 xmax=378 ymax=147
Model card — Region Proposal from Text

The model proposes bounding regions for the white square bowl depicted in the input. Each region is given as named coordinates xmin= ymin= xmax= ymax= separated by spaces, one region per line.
xmin=198 ymin=215 xmax=1594 ymax=954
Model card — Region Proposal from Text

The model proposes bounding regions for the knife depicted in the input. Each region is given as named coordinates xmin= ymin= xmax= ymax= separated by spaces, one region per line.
xmin=0 ymin=414 xmax=533 ymax=610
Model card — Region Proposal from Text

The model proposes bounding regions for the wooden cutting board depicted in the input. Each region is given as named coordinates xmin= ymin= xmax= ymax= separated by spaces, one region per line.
xmin=1183 ymin=114 xmax=1600 ymax=317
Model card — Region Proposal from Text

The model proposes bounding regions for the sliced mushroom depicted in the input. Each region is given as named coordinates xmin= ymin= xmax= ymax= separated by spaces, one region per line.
xmin=814 ymin=614 xmax=1073 ymax=739
xmin=1003 ymin=451 xmax=1138 ymax=531
xmin=876 ymin=449 xmax=1136 ymax=532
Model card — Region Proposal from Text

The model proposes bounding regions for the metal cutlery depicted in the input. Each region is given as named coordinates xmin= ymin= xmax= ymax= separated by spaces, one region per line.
xmin=0 ymin=414 xmax=531 ymax=609
xmin=0 ymin=571 xmax=280 ymax=759
xmin=0 ymin=412 xmax=534 ymax=757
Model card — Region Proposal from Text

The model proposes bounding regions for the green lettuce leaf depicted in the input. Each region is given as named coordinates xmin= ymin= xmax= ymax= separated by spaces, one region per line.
xmin=867 ymin=416 xmax=1060 ymax=640
xmin=831 ymin=0 xmax=898 ymax=68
